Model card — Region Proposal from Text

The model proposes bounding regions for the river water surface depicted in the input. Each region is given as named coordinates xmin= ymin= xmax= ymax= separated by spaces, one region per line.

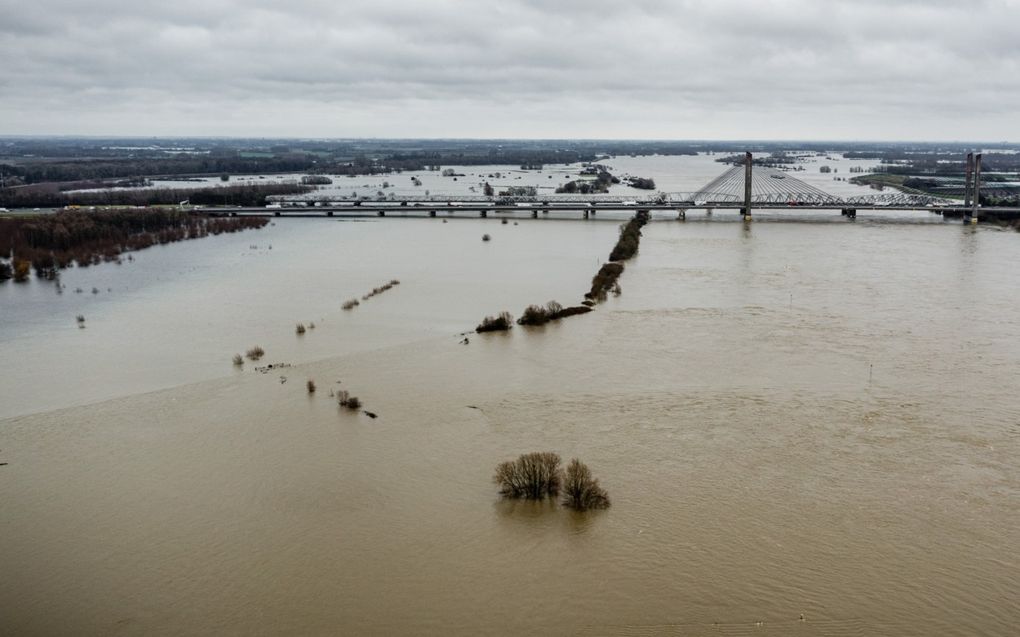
xmin=1 ymin=212 xmax=1018 ymax=636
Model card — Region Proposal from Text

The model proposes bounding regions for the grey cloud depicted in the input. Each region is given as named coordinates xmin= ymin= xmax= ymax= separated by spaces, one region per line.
xmin=0 ymin=0 xmax=1018 ymax=139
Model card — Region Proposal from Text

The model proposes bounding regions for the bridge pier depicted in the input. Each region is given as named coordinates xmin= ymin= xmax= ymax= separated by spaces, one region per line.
xmin=429 ymin=210 xmax=436 ymax=217
xmin=532 ymin=210 xmax=538 ymax=219
xmin=583 ymin=210 xmax=590 ymax=219
xmin=677 ymin=208 xmax=686 ymax=220
xmin=378 ymin=210 xmax=385 ymax=217
xmin=479 ymin=210 xmax=487 ymax=218
xmin=274 ymin=211 xmax=280 ymax=217
xmin=841 ymin=208 xmax=857 ymax=219
xmin=327 ymin=210 xmax=333 ymax=217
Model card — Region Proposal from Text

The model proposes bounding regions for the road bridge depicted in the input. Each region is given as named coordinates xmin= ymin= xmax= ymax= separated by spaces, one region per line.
xmin=196 ymin=152 xmax=1017 ymax=222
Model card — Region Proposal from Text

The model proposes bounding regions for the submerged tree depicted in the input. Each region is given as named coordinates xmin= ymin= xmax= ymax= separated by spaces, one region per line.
xmin=476 ymin=311 xmax=513 ymax=333
xmin=561 ymin=459 xmax=611 ymax=511
xmin=494 ymin=452 xmax=563 ymax=500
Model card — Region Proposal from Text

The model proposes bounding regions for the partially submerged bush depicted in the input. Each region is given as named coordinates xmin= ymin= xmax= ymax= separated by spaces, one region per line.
xmin=517 ymin=304 xmax=551 ymax=326
xmin=296 ymin=323 xmax=306 ymax=334
xmin=608 ymin=211 xmax=650 ymax=262
xmin=232 ymin=353 xmax=244 ymax=366
xmin=342 ymin=299 xmax=359 ymax=310
xmin=494 ymin=452 xmax=563 ymax=500
xmin=245 ymin=346 xmax=265 ymax=361
xmin=337 ymin=390 xmax=361 ymax=410
xmin=482 ymin=233 xmax=491 ymax=242
xmin=307 ymin=379 xmax=316 ymax=393
xmin=586 ymin=262 xmax=624 ymax=302
xmin=476 ymin=311 xmax=513 ymax=333
xmin=518 ymin=299 xmax=575 ymax=326
xmin=561 ymin=459 xmax=611 ymax=511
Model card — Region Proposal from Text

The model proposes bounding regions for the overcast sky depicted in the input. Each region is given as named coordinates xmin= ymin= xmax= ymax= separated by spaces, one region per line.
xmin=1 ymin=0 xmax=1018 ymax=140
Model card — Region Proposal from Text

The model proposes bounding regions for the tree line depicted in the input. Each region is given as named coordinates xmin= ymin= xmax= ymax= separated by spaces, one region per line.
xmin=0 ymin=209 xmax=267 ymax=280
xmin=0 ymin=183 xmax=311 ymax=209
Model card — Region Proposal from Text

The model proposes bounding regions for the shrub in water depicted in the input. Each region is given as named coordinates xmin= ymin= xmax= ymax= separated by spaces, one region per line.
xmin=608 ymin=211 xmax=649 ymax=262
xmin=296 ymin=323 xmax=306 ymax=334
xmin=517 ymin=304 xmax=551 ymax=326
xmin=307 ymin=379 xmax=316 ymax=394
xmin=561 ymin=458 xmax=611 ymax=511
xmin=476 ymin=311 xmax=513 ymax=333
xmin=494 ymin=452 xmax=563 ymax=500
xmin=245 ymin=346 xmax=265 ymax=361
xmin=232 ymin=354 xmax=244 ymax=366
xmin=337 ymin=390 xmax=361 ymax=410
xmin=586 ymin=262 xmax=624 ymax=302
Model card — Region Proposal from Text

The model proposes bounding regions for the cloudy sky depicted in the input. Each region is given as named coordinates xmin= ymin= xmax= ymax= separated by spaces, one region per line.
xmin=1 ymin=0 xmax=1018 ymax=140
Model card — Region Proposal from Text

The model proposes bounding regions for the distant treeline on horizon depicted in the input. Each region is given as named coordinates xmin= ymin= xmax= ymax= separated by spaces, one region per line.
xmin=2 ymin=138 xmax=1018 ymax=197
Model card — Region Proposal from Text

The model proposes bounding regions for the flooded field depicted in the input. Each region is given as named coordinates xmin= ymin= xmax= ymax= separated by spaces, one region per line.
xmin=60 ymin=150 xmax=886 ymax=204
xmin=1 ymin=211 xmax=1018 ymax=635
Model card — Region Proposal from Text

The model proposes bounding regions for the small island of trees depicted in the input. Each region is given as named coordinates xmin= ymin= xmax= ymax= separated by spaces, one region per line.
xmin=494 ymin=451 xmax=610 ymax=511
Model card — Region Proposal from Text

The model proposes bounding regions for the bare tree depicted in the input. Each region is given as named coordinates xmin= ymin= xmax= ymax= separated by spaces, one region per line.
xmin=561 ymin=459 xmax=610 ymax=511
xmin=494 ymin=452 xmax=563 ymax=499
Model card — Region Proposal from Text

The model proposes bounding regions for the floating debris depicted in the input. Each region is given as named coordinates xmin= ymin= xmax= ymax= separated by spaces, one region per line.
xmin=254 ymin=362 xmax=291 ymax=374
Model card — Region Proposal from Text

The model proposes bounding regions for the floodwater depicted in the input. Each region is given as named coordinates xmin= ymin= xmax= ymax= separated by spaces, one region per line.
xmin=2 ymin=211 xmax=1019 ymax=635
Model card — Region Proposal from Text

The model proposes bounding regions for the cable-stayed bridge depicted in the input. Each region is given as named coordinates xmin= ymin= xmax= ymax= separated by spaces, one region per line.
xmin=200 ymin=152 xmax=1015 ymax=222
xmin=689 ymin=164 xmax=946 ymax=208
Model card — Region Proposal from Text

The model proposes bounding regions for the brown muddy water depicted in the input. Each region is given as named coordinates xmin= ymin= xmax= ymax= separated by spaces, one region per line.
xmin=1 ymin=217 xmax=1018 ymax=636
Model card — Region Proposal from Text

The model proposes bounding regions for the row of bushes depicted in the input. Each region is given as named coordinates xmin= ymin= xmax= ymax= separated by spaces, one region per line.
xmin=476 ymin=300 xmax=594 ymax=332
xmin=342 ymin=279 xmax=401 ymax=310
xmin=0 ymin=182 xmax=311 ymax=209
xmin=473 ymin=211 xmax=650 ymax=331
xmin=586 ymin=262 xmax=624 ymax=302
xmin=608 ymin=210 xmax=650 ymax=261
xmin=494 ymin=452 xmax=610 ymax=511
xmin=517 ymin=301 xmax=593 ymax=326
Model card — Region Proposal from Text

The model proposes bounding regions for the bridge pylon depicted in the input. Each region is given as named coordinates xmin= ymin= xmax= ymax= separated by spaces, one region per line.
xmin=970 ymin=153 xmax=982 ymax=224
xmin=964 ymin=152 xmax=974 ymax=208
xmin=743 ymin=152 xmax=753 ymax=221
